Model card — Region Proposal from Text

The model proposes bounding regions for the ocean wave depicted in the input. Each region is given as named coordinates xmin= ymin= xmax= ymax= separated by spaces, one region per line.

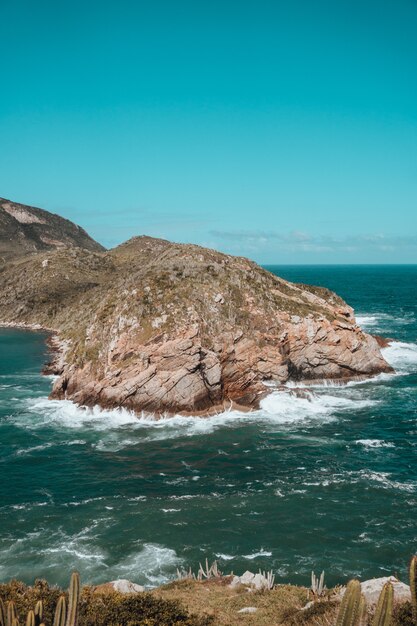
xmin=0 ymin=513 xmax=179 ymax=587
xmin=357 ymin=470 xmax=416 ymax=493
xmin=15 ymin=442 xmax=55 ymax=457
xmin=356 ymin=312 xmax=415 ymax=330
xmin=25 ymin=398 xmax=140 ymax=430
xmin=285 ymin=371 xmax=397 ymax=389
xmin=0 ymin=520 xmax=112 ymax=583
xmin=355 ymin=439 xmax=394 ymax=449
xmin=242 ymin=549 xmax=272 ymax=559
xmin=259 ymin=388 xmax=376 ymax=423
xmin=116 ymin=543 xmax=181 ymax=586
xmin=382 ymin=341 xmax=417 ymax=372
xmin=17 ymin=381 xmax=381 ymax=446
xmin=301 ymin=469 xmax=417 ymax=493
xmin=215 ymin=553 xmax=235 ymax=561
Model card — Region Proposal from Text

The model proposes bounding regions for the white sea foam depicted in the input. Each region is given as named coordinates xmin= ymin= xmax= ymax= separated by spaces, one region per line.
xmin=356 ymin=315 xmax=380 ymax=328
xmin=18 ymin=379 xmax=381 ymax=446
xmin=286 ymin=371 xmax=396 ymax=389
xmin=356 ymin=312 xmax=415 ymax=331
xmin=303 ymin=469 xmax=417 ymax=493
xmin=215 ymin=553 xmax=235 ymax=561
xmin=15 ymin=442 xmax=54 ymax=456
xmin=382 ymin=341 xmax=417 ymax=372
xmin=116 ymin=543 xmax=181 ymax=586
xmin=259 ymin=388 xmax=376 ymax=424
xmin=0 ymin=520 xmax=112 ymax=582
xmin=355 ymin=439 xmax=394 ymax=449
xmin=26 ymin=398 xmax=140 ymax=430
xmin=0 ymin=512 xmax=180 ymax=586
xmin=357 ymin=470 xmax=416 ymax=493
xmin=242 ymin=549 xmax=272 ymax=559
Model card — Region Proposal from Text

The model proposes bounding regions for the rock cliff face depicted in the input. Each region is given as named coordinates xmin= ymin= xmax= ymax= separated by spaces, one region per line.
xmin=0 ymin=214 xmax=393 ymax=416
xmin=0 ymin=197 xmax=105 ymax=261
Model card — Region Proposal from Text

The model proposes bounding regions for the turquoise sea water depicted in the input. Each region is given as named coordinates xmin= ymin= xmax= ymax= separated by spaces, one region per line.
xmin=0 ymin=266 xmax=416 ymax=588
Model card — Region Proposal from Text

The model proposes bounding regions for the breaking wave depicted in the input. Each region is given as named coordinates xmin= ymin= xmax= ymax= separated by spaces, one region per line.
xmin=356 ymin=312 xmax=415 ymax=332
xmin=382 ymin=341 xmax=417 ymax=372
xmin=18 ymin=384 xmax=380 ymax=446
xmin=0 ymin=521 xmax=180 ymax=587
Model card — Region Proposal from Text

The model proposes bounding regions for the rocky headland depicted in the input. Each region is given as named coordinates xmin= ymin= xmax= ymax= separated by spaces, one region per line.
xmin=0 ymin=197 xmax=393 ymax=417
xmin=0 ymin=197 xmax=104 ymax=262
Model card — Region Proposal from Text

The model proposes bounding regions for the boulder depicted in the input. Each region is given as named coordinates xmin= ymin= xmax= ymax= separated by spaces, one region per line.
xmin=93 ymin=579 xmax=145 ymax=594
xmin=229 ymin=570 xmax=270 ymax=590
xmin=360 ymin=576 xmax=411 ymax=606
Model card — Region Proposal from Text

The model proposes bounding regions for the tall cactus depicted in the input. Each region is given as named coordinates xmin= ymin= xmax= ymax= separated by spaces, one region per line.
xmin=7 ymin=602 xmax=17 ymax=626
xmin=25 ymin=611 xmax=35 ymax=626
xmin=372 ymin=581 xmax=393 ymax=626
xmin=358 ymin=594 xmax=367 ymax=626
xmin=34 ymin=602 xmax=43 ymax=626
xmin=0 ymin=599 xmax=6 ymax=626
xmin=53 ymin=596 xmax=67 ymax=626
xmin=336 ymin=579 xmax=363 ymax=626
xmin=65 ymin=572 xmax=80 ymax=626
xmin=410 ymin=555 xmax=417 ymax=625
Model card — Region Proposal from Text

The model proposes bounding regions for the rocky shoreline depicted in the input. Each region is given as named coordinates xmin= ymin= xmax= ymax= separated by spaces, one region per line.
xmin=1 ymin=318 xmax=393 ymax=419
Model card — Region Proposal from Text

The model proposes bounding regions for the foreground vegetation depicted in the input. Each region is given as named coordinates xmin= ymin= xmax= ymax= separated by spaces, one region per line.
xmin=0 ymin=573 xmax=213 ymax=626
xmin=1 ymin=558 xmax=416 ymax=626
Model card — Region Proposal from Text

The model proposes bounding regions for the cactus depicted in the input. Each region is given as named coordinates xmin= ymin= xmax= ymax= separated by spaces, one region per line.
xmin=0 ymin=599 xmax=6 ymax=626
xmin=410 ymin=555 xmax=417 ymax=625
xmin=65 ymin=572 xmax=80 ymax=626
xmin=53 ymin=596 xmax=67 ymax=626
xmin=25 ymin=612 xmax=35 ymax=626
xmin=34 ymin=602 xmax=43 ymax=626
xmin=7 ymin=602 xmax=17 ymax=626
xmin=357 ymin=594 xmax=367 ymax=626
xmin=372 ymin=582 xmax=393 ymax=626
xmin=311 ymin=570 xmax=325 ymax=597
xmin=336 ymin=579 xmax=362 ymax=626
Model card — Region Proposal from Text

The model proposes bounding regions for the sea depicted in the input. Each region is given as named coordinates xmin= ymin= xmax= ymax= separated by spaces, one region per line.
xmin=0 ymin=265 xmax=416 ymax=589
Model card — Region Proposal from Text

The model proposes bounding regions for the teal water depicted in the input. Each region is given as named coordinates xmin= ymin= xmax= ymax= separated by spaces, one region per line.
xmin=1 ymin=266 xmax=416 ymax=588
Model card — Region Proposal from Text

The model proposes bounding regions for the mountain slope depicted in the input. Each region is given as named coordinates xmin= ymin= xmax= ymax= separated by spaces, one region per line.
xmin=0 ymin=197 xmax=105 ymax=261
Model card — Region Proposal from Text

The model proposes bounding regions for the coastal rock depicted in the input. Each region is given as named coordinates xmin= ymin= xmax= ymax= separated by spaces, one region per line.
xmin=360 ymin=576 xmax=411 ymax=605
xmin=0 ymin=204 xmax=393 ymax=417
xmin=336 ymin=576 xmax=411 ymax=607
xmin=93 ymin=579 xmax=145 ymax=594
xmin=230 ymin=571 xmax=271 ymax=590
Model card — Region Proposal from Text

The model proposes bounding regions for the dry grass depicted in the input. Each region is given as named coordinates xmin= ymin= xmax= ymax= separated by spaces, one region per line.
xmin=1 ymin=577 xmax=413 ymax=625
xmin=152 ymin=579 xmax=339 ymax=626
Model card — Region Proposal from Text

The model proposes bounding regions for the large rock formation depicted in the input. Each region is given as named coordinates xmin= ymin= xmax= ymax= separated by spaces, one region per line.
xmin=0 ymin=197 xmax=104 ymax=261
xmin=0 ymin=206 xmax=393 ymax=416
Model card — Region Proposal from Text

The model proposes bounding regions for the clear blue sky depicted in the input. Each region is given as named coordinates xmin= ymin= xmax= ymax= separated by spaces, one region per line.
xmin=1 ymin=0 xmax=416 ymax=263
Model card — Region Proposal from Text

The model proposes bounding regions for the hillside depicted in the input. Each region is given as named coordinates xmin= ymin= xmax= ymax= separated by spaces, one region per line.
xmin=0 ymin=197 xmax=105 ymax=261
xmin=0 ymin=213 xmax=392 ymax=416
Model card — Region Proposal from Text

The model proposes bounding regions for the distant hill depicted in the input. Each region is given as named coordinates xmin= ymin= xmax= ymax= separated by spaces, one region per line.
xmin=0 ymin=197 xmax=105 ymax=261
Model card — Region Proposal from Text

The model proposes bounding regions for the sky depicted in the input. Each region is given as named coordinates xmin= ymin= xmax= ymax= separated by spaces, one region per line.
xmin=0 ymin=0 xmax=416 ymax=263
